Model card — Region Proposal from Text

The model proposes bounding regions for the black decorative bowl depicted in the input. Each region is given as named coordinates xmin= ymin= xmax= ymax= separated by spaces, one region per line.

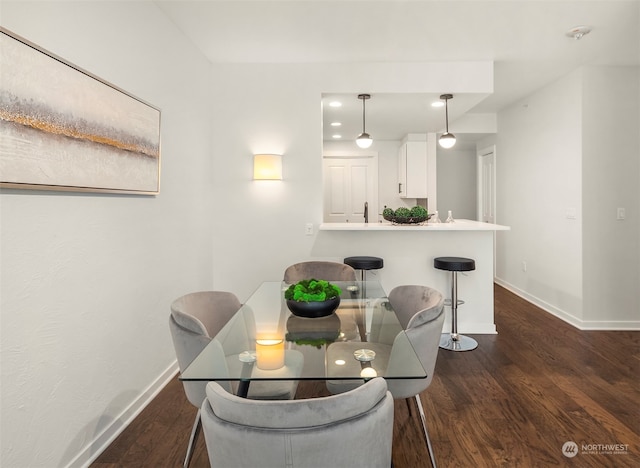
xmin=286 ymin=296 xmax=341 ymax=318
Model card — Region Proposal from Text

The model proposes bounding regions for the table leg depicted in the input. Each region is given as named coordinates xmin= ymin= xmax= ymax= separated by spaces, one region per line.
xmin=236 ymin=380 xmax=250 ymax=398
xmin=237 ymin=362 xmax=254 ymax=398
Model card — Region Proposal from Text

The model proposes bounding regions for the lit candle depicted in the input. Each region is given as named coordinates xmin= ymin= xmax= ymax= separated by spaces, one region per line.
xmin=255 ymin=339 xmax=285 ymax=370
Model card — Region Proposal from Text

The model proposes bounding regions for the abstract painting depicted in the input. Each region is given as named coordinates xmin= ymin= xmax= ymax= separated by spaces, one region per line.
xmin=0 ymin=28 xmax=161 ymax=194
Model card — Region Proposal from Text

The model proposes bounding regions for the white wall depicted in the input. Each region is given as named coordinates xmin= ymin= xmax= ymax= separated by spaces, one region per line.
xmin=582 ymin=66 xmax=639 ymax=325
xmin=495 ymin=66 xmax=640 ymax=329
xmin=0 ymin=1 xmax=214 ymax=466
xmin=495 ymin=69 xmax=584 ymax=322
xmin=437 ymin=146 xmax=477 ymax=219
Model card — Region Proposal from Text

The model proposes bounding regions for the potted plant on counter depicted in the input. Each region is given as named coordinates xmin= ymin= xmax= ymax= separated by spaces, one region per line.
xmin=382 ymin=205 xmax=431 ymax=225
xmin=284 ymin=279 xmax=342 ymax=318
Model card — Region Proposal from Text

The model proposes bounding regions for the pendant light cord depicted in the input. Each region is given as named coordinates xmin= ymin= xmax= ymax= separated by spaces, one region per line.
xmin=445 ymin=98 xmax=449 ymax=133
xmin=362 ymin=97 xmax=366 ymax=133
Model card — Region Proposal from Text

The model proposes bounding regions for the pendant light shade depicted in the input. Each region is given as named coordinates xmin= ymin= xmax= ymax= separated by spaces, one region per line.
xmin=356 ymin=132 xmax=373 ymax=149
xmin=438 ymin=94 xmax=456 ymax=149
xmin=356 ymin=94 xmax=373 ymax=148
xmin=439 ymin=132 xmax=456 ymax=149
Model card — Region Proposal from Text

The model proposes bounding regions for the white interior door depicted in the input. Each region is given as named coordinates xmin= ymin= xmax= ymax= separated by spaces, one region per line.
xmin=323 ymin=156 xmax=377 ymax=223
xmin=478 ymin=148 xmax=495 ymax=224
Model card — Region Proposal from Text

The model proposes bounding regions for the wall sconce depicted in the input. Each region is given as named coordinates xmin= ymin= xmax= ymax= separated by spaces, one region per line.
xmin=253 ymin=154 xmax=283 ymax=180
xmin=255 ymin=339 xmax=285 ymax=370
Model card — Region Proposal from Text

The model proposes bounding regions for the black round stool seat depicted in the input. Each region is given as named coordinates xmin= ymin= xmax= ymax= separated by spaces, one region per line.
xmin=434 ymin=256 xmax=475 ymax=272
xmin=344 ymin=256 xmax=384 ymax=271
xmin=434 ymin=256 xmax=477 ymax=352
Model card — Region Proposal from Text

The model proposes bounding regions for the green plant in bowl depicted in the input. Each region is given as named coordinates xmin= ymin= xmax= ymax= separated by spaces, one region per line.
xmin=410 ymin=205 xmax=428 ymax=218
xmin=394 ymin=207 xmax=412 ymax=218
xmin=285 ymin=279 xmax=342 ymax=318
xmin=284 ymin=279 xmax=342 ymax=302
xmin=382 ymin=207 xmax=395 ymax=219
xmin=382 ymin=205 xmax=430 ymax=224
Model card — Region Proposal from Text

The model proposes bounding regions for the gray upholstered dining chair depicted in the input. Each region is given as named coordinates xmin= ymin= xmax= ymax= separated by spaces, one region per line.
xmin=201 ymin=377 xmax=394 ymax=468
xmin=169 ymin=291 xmax=302 ymax=468
xmin=283 ymin=260 xmax=357 ymax=283
xmin=325 ymin=285 xmax=445 ymax=468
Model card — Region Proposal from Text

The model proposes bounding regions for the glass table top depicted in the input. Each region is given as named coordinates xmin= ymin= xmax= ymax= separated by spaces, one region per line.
xmin=179 ymin=280 xmax=427 ymax=383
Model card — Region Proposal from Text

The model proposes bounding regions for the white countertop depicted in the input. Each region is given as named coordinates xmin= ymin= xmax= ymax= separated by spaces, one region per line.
xmin=319 ymin=219 xmax=510 ymax=231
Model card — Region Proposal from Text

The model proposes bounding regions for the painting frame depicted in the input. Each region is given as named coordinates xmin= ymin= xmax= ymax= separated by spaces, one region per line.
xmin=0 ymin=27 xmax=161 ymax=195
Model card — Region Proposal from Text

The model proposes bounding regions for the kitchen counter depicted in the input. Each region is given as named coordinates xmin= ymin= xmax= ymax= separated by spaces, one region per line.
xmin=320 ymin=219 xmax=509 ymax=231
xmin=312 ymin=219 xmax=511 ymax=334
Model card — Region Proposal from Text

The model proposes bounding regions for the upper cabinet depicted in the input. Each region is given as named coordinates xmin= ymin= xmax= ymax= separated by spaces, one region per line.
xmin=397 ymin=134 xmax=437 ymax=207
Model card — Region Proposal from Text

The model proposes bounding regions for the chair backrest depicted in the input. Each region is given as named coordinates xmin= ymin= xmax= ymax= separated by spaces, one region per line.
xmin=201 ymin=377 xmax=394 ymax=468
xmin=283 ymin=261 xmax=357 ymax=283
xmin=385 ymin=285 xmax=445 ymax=399
xmin=169 ymin=291 xmax=242 ymax=407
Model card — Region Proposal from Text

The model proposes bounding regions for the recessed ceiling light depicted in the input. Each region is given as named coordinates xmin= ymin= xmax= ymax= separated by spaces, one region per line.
xmin=431 ymin=101 xmax=444 ymax=108
xmin=332 ymin=134 xmax=342 ymax=139
xmin=331 ymin=122 xmax=342 ymax=127
xmin=329 ymin=101 xmax=342 ymax=108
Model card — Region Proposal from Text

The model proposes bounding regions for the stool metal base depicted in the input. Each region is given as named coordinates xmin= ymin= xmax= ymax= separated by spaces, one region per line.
xmin=439 ymin=333 xmax=478 ymax=352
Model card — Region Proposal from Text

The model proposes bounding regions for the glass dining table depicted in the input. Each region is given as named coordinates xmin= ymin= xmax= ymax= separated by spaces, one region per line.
xmin=179 ymin=280 xmax=427 ymax=397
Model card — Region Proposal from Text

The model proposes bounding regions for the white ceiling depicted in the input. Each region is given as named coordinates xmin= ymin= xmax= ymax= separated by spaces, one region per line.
xmin=155 ymin=0 xmax=640 ymax=145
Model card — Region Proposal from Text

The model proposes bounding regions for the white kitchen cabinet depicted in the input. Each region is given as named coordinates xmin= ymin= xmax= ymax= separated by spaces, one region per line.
xmin=397 ymin=134 xmax=436 ymax=205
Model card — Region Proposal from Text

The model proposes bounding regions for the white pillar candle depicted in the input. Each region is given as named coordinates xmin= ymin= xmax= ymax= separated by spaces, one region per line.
xmin=255 ymin=339 xmax=285 ymax=370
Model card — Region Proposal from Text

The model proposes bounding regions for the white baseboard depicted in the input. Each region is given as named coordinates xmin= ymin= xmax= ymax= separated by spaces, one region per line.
xmin=69 ymin=361 xmax=179 ymax=468
xmin=494 ymin=278 xmax=640 ymax=331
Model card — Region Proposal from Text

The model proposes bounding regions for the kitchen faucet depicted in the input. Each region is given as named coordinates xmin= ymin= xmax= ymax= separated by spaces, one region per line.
xmin=364 ymin=201 xmax=368 ymax=224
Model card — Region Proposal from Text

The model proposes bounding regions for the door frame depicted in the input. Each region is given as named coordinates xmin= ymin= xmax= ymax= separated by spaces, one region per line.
xmin=477 ymin=144 xmax=497 ymax=276
xmin=476 ymin=145 xmax=496 ymax=223
xmin=323 ymin=150 xmax=379 ymax=223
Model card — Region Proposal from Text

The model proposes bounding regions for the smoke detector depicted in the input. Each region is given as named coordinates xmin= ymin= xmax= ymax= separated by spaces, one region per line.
xmin=566 ymin=26 xmax=591 ymax=40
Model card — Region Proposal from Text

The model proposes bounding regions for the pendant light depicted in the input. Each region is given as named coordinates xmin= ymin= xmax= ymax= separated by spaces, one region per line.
xmin=356 ymin=94 xmax=373 ymax=149
xmin=438 ymin=94 xmax=456 ymax=149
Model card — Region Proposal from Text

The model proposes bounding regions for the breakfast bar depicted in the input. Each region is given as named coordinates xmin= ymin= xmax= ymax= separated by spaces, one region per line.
xmin=314 ymin=219 xmax=510 ymax=334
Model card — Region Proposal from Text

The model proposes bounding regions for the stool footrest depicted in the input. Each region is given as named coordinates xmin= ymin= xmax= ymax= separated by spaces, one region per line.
xmin=443 ymin=299 xmax=465 ymax=307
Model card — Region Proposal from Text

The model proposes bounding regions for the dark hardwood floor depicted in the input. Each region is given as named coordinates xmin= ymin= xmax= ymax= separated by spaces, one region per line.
xmin=93 ymin=285 xmax=639 ymax=467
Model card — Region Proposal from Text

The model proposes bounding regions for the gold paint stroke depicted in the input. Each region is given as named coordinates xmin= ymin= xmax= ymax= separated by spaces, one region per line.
xmin=0 ymin=109 xmax=159 ymax=158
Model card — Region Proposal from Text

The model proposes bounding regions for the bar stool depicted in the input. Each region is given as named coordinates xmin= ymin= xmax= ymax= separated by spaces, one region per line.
xmin=343 ymin=256 xmax=384 ymax=286
xmin=434 ymin=256 xmax=477 ymax=352
xmin=344 ymin=256 xmax=384 ymax=341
